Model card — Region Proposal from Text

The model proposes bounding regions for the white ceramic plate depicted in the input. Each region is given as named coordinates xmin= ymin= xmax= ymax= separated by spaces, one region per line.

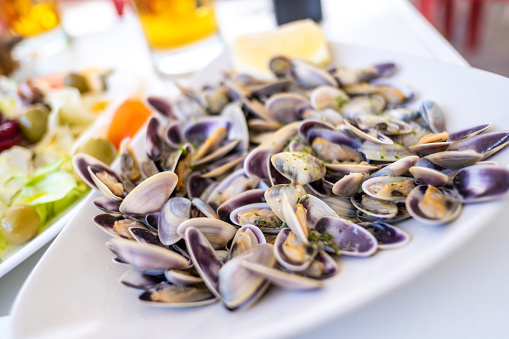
xmin=10 ymin=43 xmax=509 ymax=339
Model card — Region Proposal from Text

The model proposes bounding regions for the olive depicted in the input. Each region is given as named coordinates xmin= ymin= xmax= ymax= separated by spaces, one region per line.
xmin=76 ymin=137 xmax=117 ymax=165
xmin=18 ymin=106 xmax=49 ymax=143
xmin=0 ymin=205 xmax=40 ymax=244
xmin=64 ymin=73 xmax=89 ymax=94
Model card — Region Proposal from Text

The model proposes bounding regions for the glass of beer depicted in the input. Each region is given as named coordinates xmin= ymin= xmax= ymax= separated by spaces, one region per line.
xmin=131 ymin=0 xmax=223 ymax=77
xmin=1 ymin=0 xmax=68 ymax=59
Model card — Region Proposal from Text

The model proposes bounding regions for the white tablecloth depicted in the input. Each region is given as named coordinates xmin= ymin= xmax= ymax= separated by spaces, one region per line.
xmin=3 ymin=1 xmax=508 ymax=338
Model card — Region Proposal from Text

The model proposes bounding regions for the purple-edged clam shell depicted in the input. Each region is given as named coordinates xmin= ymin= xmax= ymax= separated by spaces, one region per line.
xmin=108 ymin=238 xmax=190 ymax=271
xmin=274 ymin=228 xmax=316 ymax=272
xmin=164 ymin=121 xmax=183 ymax=148
xmin=299 ymin=194 xmax=338 ymax=229
xmin=164 ymin=269 xmax=203 ymax=286
xmin=120 ymin=270 xmax=165 ymax=289
xmin=219 ymin=243 xmax=276 ymax=311
xmin=241 ymin=261 xmax=323 ymax=290
xmin=452 ymin=166 xmax=509 ymax=202
xmin=177 ymin=217 xmax=237 ymax=249
xmin=298 ymin=120 xmax=335 ymax=140
xmin=350 ymin=194 xmax=398 ymax=219
xmin=129 ymin=227 xmax=164 ymax=247
xmin=268 ymin=158 xmax=292 ymax=186
xmin=147 ymin=96 xmax=174 ymax=119
xmin=230 ymin=202 xmax=271 ymax=225
xmin=332 ymin=173 xmax=368 ymax=197
xmin=448 ymin=130 xmax=509 ymax=159
xmin=344 ymin=119 xmax=393 ymax=145
xmin=119 ymin=172 xmax=178 ymax=215
xmin=305 ymin=127 xmax=361 ymax=149
xmin=425 ymin=150 xmax=483 ymax=169
xmin=370 ymin=155 xmax=420 ymax=177
xmin=314 ymin=216 xmax=378 ymax=257
xmin=291 ymin=59 xmax=337 ymax=88
xmin=184 ymin=227 xmax=223 ymax=298
xmin=306 ymin=179 xmax=331 ymax=197
xmin=405 ymin=185 xmax=462 ymax=225
xmin=271 ymin=152 xmax=325 ymax=185
xmin=250 ymin=79 xmax=293 ymax=98
xmin=93 ymin=213 xmax=127 ymax=238
xmin=216 ymin=188 xmax=266 ymax=222
xmin=146 ymin=116 xmax=164 ymax=162
xmin=303 ymin=251 xmax=339 ymax=278
xmin=448 ymin=123 xmax=492 ymax=141
xmin=358 ymin=221 xmax=411 ymax=249
xmin=264 ymin=184 xmax=306 ymax=221
xmin=409 ymin=166 xmax=449 ymax=186
xmin=408 ymin=142 xmax=452 ymax=155
xmin=230 ymin=225 xmax=266 ymax=258
xmin=182 ymin=117 xmax=229 ymax=143
xmin=191 ymin=198 xmax=218 ymax=219
xmin=158 ymin=197 xmax=191 ymax=245
xmin=420 ymin=100 xmax=445 ymax=133
xmin=72 ymin=153 xmax=119 ymax=191
xmin=187 ymin=173 xmax=215 ymax=200
xmin=244 ymin=122 xmax=300 ymax=179
xmin=93 ymin=197 xmax=121 ymax=213
xmin=139 ymin=283 xmax=217 ymax=307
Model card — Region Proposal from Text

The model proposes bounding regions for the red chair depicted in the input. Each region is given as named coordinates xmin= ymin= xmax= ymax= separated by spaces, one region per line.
xmin=417 ymin=0 xmax=506 ymax=51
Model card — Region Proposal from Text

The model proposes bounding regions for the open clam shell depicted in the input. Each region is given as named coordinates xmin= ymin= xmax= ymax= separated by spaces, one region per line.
xmin=264 ymin=184 xmax=307 ymax=221
xmin=314 ymin=216 xmax=378 ymax=257
xmin=274 ymin=228 xmax=317 ymax=272
xmin=362 ymin=176 xmax=415 ymax=202
xmin=271 ymin=152 xmax=325 ymax=185
xmin=358 ymin=221 xmax=411 ymax=250
xmin=351 ymin=194 xmax=399 ymax=219
xmin=73 ymin=153 xmax=120 ymax=192
xmin=299 ymin=194 xmax=339 ymax=229
xmin=219 ymin=243 xmax=276 ymax=311
xmin=216 ymin=188 xmax=266 ymax=222
xmin=406 ymin=185 xmax=462 ymax=225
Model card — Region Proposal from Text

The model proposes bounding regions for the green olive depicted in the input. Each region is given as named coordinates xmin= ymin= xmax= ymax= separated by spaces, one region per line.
xmin=0 ymin=205 xmax=40 ymax=245
xmin=64 ymin=73 xmax=89 ymax=94
xmin=19 ymin=106 xmax=49 ymax=143
xmin=76 ymin=137 xmax=117 ymax=165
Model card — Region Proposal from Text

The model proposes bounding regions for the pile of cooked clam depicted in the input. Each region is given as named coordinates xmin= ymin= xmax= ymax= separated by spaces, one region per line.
xmin=73 ymin=56 xmax=509 ymax=311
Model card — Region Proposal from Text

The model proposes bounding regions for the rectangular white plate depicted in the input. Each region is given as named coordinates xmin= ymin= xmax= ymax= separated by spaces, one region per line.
xmin=10 ymin=43 xmax=509 ymax=339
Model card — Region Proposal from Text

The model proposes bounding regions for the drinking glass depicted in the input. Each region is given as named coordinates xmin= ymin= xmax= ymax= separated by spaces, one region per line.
xmin=131 ymin=0 xmax=223 ymax=77
xmin=1 ymin=0 xmax=68 ymax=59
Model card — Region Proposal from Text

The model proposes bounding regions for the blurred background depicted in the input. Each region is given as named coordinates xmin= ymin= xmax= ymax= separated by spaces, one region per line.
xmin=409 ymin=0 xmax=509 ymax=77
xmin=1 ymin=0 xmax=508 ymax=76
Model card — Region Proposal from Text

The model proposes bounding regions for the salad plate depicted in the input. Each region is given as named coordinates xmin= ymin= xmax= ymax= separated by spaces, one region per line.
xmin=0 ymin=70 xmax=146 ymax=278
xmin=10 ymin=42 xmax=509 ymax=339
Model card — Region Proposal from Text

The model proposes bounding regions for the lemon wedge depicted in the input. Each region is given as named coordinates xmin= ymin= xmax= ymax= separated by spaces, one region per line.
xmin=232 ymin=19 xmax=331 ymax=80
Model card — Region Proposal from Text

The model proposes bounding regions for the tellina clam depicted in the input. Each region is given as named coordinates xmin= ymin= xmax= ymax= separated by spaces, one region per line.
xmin=75 ymin=53 xmax=509 ymax=312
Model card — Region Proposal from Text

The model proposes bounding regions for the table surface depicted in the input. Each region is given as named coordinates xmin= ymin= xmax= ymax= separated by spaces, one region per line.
xmin=3 ymin=0 xmax=509 ymax=338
